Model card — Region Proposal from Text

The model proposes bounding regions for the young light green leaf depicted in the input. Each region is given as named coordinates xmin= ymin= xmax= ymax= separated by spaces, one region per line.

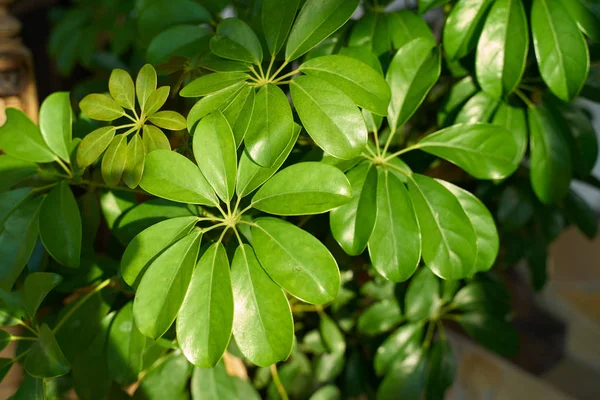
xmin=417 ymin=123 xmax=520 ymax=180
xmin=245 ymin=84 xmax=294 ymax=167
xmin=193 ymin=111 xmax=237 ymax=202
xmin=148 ymin=111 xmax=186 ymax=130
xmin=0 ymin=108 xmax=56 ymax=163
xmin=122 ymin=216 xmax=198 ymax=289
xmin=491 ymin=101 xmax=528 ymax=163
xmin=405 ymin=268 xmax=440 ymax=321
xmin=374 ymin=322 xmax=424 ymax=376
xmin=80 ymin=93 xmax=125 ymax=121
xmin=39 ymin=92 xmax=72 ymax=161
xmin=531 ymin=0 xmax=590 ymax=101
xmin=262 ymin=0 xmax=301 ymax=55
xmin=222 ymin=85 xmax=255 ymax=146
xmin=408 ymin=174 xmax=477 ymax=280
xmin=443 ymin=0 xmax=495 ymax=60
xmin=210 ymin=18 xmax=263 ymax=64
xmin=180 ymin=72 xmax=249 ymax=98
xmin=109 ymin=69 xmax=136 ymax=110
xmin=387 ymin=10 xmax=436 ymax=49
xmin=252 ymin=162 xmax=351 ymax=216
xmin=368 ymin=170 xmax=421 ymax=282
xmin=22 ymin=272 xmax=62 ymax=317
xmin=143 ymin=125 xmax=171 ymax=152
xmin=136 ymin=64 xmax=158 ymax=111
xmin=476 ymin=0 xmax=528 ymax=99
xmin=563 ymin=0 xmax=600 ymax=42
xmin=291 ymin=75 xmax=367 ymax=160
xmin=330 ymin=163 xmax=378 ymax=256
xmin=140 ymin=150 xmax=218 ymax=206
xmin=438 ymin=76 xmax=478 ymax=126
xmin=143 ymin=86 xmax=170 ymax=118
xmin=107 ymin=303 xmax=147 ymax=384
xmin=76 ymin=126 xmax=116 ymax=168
xmin=134 ymin=230 xmax=202 ymax=339
xmin=231 ymin=244 xmax=294 ymax=367
xmin=285 ymin=0 xmax=360 ymax=61
xmin=101 ymin=134 xmax=128 ymax=187
xmin=178 ymin=242 xmax=233 ymax=368
xmin=123 ymin=134 xmax=146 ymax=189
xmin=252 ymin=217 xmax=340 ymax=304
xmin=358 ymin=300 xmax=403 ymax=336
xmin=24 ymin=324 xmax=70 ymax=378
xmin=386 ymin=38 xmax=441 ymax=131
xmin=455 ymin=91 xmax=499 ymax=123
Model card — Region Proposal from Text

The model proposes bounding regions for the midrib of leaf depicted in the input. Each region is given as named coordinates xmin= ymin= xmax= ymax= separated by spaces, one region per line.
xmin=302 ymin=65 xmax=379 ymax=98
xmin=205 ymin=245 xmax=219 ymax=359
xmin=383 ymin=172 xmax=399 ymax=267
xmin=539 ymin=0 xmax=567 ymax=96
xmin=254 ymin=189 xmax=347 ymax=204
xmin=419 ymin=139 xmax=513 ymax=164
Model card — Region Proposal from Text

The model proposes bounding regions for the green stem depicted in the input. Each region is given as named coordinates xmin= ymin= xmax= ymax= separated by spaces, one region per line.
xmin=383 ymin=145 xmax=417 ymax=162
xmin=32 ymin=182 xmax=59 ymax=194
xmin=422 ymin=321 xmax=436 ymax=349
xmin=271 ymin=61 xmax=290 ymax=82
xmin=215 ymin=203 xmax=228 ymax=218
xmin=381 ymin=126 xmax=398 ymax=156
xmin=514 ymin=89 xmax=535 ymax=108
xmin=372 ymin=126 xmax=381 ymax=157
xmin=382 ymin=161 xmax=411 ymax=177
xmin=274 ymin=80 xmax=292 ymax=85
xmin=257 ymin=63 xmax=266 ymax=80
xmin=122 ymin=112 xmax=137 ymax=123
xmin=266 ymin=54 xmax=276 ymax=80
xmin=10 ymin=336 xmax=37 ymax=342
xmin=270 ymin=364 xmax=289 ymax=400
xmin=53 ymin=278 xmax=112 ymax=334
xmin=55 ymin=158 xmax=72 ymax=177
xmin=272 ymin=68 xmax=300 ymax=84
xmin=16 ymin=320 xmax=39 ymax=336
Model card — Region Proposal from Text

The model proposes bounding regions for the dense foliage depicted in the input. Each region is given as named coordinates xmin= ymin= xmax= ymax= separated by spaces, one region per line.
xmin=1 ymin=0 xmax=599 ymax=398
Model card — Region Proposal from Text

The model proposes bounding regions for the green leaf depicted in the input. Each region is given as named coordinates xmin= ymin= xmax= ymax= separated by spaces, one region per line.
xmin=0 ymin=330 xmax=10 ymax=352
xmin=339 ymin=46 xmax=383 ymax=73
xmin=418 ymin=123 xmax=520 ymax=180
xmin=438 ymin=76 xmax=478 ymax=126
xmin=0 ymin=358 xmax=12 ymax=382
xmin=178 ymin=243 xmax=233 ymax=367
xmin=237 ymin=123 xmax=300 ymax=197
xmin=245 ymin=84 xmax=294 ymax=167
xmin=531 ymin=0 xmax=590 ymax=101
xmin=198 ymin=53 xmax=251 ymax=73
xmin=386 ymin=38 xmax=441 ymax=130
xmin=123 ymin=134 xmax=146 ymax=189
xmin=231 ymin=244 xmax=294 ymax=367
xmin=147 ymin=25 xmax=211 ymax=65
xmin=137 ymin=0 xmax=210 ymax=40
xmin=405 ymin=268 xmax=440 ymax=321
xmin=455 ymin=91 xmax=499 ymax=123
xmin=0 ymin=108 xmax=56 ymax=163
xmin=285 ymin=0 xmax=359 ymax=61
xmin=107 ymin=303 xmax=147 ymax=384
xmin=39 ymin=92 xmax=72 ymax=161
xmin=528 ymin=105 xmax=572 ymax=203
xmin=374 ymin=323 xmax=424 ymax=375
xmin=134 ymin=353 xmax=191 ymax=400
xmin=452 ymin=281 xmax=511 ymax=317
xmin=0 ymin=196 xmax=44 ymax=291
xmin=252 ymin=217 xmax=340 ymax=304
xmin=136 ymin=64 xmax=158 ymax=111
xmin=134 ymin=230 xmax=202 ymax=339
xmin=425 ymin=339 xmax=455 ymax=400
xmin=210 ymin=18 xmax=263 ymax=64
xmin=122 ymin=216 xmax=198 ymax=289
xmin=443 ymin=0 xmax=494 ymax=60
xmin=140 ymin=150 xmax=218 ymax=206
xmin=299 ymin=55 xmax=391 ymax=115
xmin=76 ymin=127 xmax=116 ymax=168
xmin=458 ymin=313 xmax=518 ymax=357
xmin=252 ymin=162 xmax=351 ymax=216
xmin=187 ymin=82 xmax=246 ymax=130
xmin=419 ymin=0 xmax=452 ymax=14
xmin=191 ymin=360 xmax=261 ymax=400
xmin=10 ymin=373 xmax=44 ymax=400
xmin=0 ymin=187 xmax=31 ymax=226
xmin=193 ymin=112 xmax=237 ymax=202
xmin=291 ymin=75 xmax=367 ymax=160
xmin=368 ymin=170 xmax=421 ymax=282
xmin=377 ymin=348 xmax=427 ymax=400
xmin=320 ymin=314 xmax=346 ymax=354
xmin=358 ymin=300 xmax=403 ymax=336
xmin=148 ymin=111 xmax=186 ymax=131
xmin=387 ymin=10 xmax=436 ymax=49
xmin=143 ymin=86 xmax=170 ymax=118
xmin=315 ymin=351 xmax=345 ymax=383
xmin=348 ymin=12 xmax=390 ymax=56
xmin=330 ymin=163 xmax=378 ymax=256
xmin=564 ymin=190 xmax=598 ymax=239
xmin=491 ymin=102 xmax=528 ymax=164
xmin=563 ymin=0 xmax=600 ymax=42
xmin=101 ymin=134 xmax=128 ymax=187
xmin=109 ymin=69 xmax=136 ymax=110
xmin=476 ymin=0 xmax=528 ymax=99
xmin=180 ymin=72 xmax=249 ymax=98
xmin=262 ymin=0 xmax=301 ymax=55
xmin=219 ymin=86 xmax=255 ymax=147
xmin=99 ymin=190 xmax=136 ymax=230
xmin=80 ymin=93 xmax=125 ymax=121
xmin=143 ymin=125 xmax=171 ymax=152
xmin=0 ymin=156 xmax=37 ymax=193
xmin=309 ymin=385 xmax=341 ymax=400
xmin=23 ymin=272 xmax=62 ymax=317
xmin=439 ymin=181 xmax=499 ymax=273
xmin=408 ymin=174 xmax=477 ymax=280
xmin=24 ymin=324 xmax=70 ymax=378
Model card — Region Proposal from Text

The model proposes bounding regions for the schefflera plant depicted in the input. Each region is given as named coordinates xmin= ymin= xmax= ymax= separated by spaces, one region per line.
xmin=124 ymin=110 xmax=351 ymax=368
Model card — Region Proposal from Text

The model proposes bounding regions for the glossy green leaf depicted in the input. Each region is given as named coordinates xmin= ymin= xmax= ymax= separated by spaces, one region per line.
xmin=123 ymin=134 xmax=146 ymax=189
xmin=377 ymin=348 xmax=427 ymax=400
xmin=231 ymin=244 xmax=294 ymax=367
xmin=491 ymin=102 xmax=528 ymax=163
xmin=455 ymin=91 xmax=499 ymax=123
xmin=198 ymin=53 xmax=251 ymax=73
xmin=148 ymin=111 xmax=186 ymax=131
xmin=191 ymin=360 xmax=261 ymax=400
xmin=405 ymin=268 xmax=440 ymax=321
xmin=386 ymin=38 xmax=441 ymax=130
xmin=109 ymin=69 xmax=136 ymax=110
xmin=262 ymin=0 xmax=301 ymax=55
xmin=147 ymin=25 xmax=211 ymax=65
xmin=320 ymin=314 xmax=346 ymax=354
xmin=0 ymin=108 xmax=56 ymax=163
xmin=330 ymin=163 xmax=378 ymax=256
xmin=134 ymin=230 xmax=202 ymax=338
xmin=531 ymin=0 xmax=590 ymax=101
xmin=178 ymin=243 xmax=233 ymax=367
xmin=143 ymin=86 xmax=170 ymax=118
xmin=528 ymin=105 xmax=572 ymax=203
xmin=458 ymin=313 xmax=519 ymax=356
xmin=443 ymin=0 xmax=494 ymax=60
xmin=143 ymin=125 xmax=171 ymax=152
xmin=300 ymin=55 xmax=390 ymax=115
xmin=24 ymin=324 xmax=70 ymax=378
xmin=187 ymin=83 xmax=246 ymax=130
xmin=0 ymin=196 xmax=44 ymax=291
xmin=222 ymin=85 xmax=255 ymax=147
xmin=180 ymin=72 xmax=249 ymax=98
xmin=438 ymin=76 xmax=478 ymax=126
xmin=285 ymin=0 xmax=359 ymax=61
xmin=419 ymin=0 xmax=452 ymax=14
xmin=358 ymin=300 xmax=403 ymax=336
xmin=374 ymin=323 xmax=425 ymax=376
xmin=245 ymin=84 xmax=294 ymax=167
xmin=140 ymin=150 xmax=218 ymax=206
xmin=39 ymin=92 xmax=72 ymax=161
xmin=252 ymin=162 xmax=351 ymax=216
xmin=23 ymin=272 xmax=62 ymax=317
xmin=563 ymin=0 xmax=600 ymax=42
xmin=387 ymin=10 xmax=436 ymax=49
xmin=134 ymin=353 xmax=191 ymax=400
xmin=418 ymin=123 xmax=520 ymax=180
xmin=348 ymin=12 xmax=390 ymax=56
xmin=408 ymin=174 xmax=477 ymax=280
xmin=193 ymin=111 xmax=237 ymax=202
xmin=0 ymin=187 xmax=31 ymax=226
xmin=11 ymin=373 xmax=44 ymax=400
xmin=252 ymin=217 xmax=340 ymax=304
xmin=476 ymin=0 xmax=528 ymax=99
xmin=101 ymin=134 xmax=128 ymax=187
xmin=565 ymin=190 xmax=598 ymax=239
xmin=368 ymin=170 xmax=421 ymax=282
xmin=291 ymin=75 xmax=367 ymax=160
xmin=210 ymin=18 xmax=263 ymax=64
xmin=76 ymin=126 xmax=116 ymax=168
xmin=0 ymin=156 xmax=37 ymax=193
xmin=107 ymin=303 xmax=147 ymax=384
xmin=339 ymin=46 xmax=383 ymax=73
xmin=136 ymin=64 xmax=158 ymax=111
xmin=440 ymin=181 xmax=499 ymax=273
xmin=425 ymin=339 xmax=455 ymax=400
xmin=80 ymin=93 xmax=125 ymax=121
